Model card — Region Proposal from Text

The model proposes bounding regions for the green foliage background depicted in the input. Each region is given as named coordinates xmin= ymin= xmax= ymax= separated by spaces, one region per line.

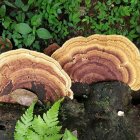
xmin=0 ymin=0 xmax=140 ymax=51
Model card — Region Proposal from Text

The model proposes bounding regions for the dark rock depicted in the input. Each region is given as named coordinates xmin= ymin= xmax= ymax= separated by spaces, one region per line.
xmin=85 ymin=81 xmax=132 ymax=119
xmin=82 ymin=81 xmax=138 ymax=140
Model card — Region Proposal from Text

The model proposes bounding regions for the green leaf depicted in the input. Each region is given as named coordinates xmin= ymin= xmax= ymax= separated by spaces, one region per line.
xmin=24 ymin=34 xmax=35 ymax=46
xmin=43 ymin=98 xmax=63 ymax=127
xmin=115 ymin=0 xmax=121 ymax=4
xmin=57 ymin=9 xmax=62 ymax=14
xmin=14 ymin=102 xmax=35 ymax=140
xmin=15 ymin=23 xmax=32 ymax=35
xmin=7 ymin=32 xmax=12 ymax=39
xmin=31 ymin=115 xmax=47 ymax=136
xmin=0 ymin=5 xmax=6 ymax=17
xmin=17 ymin=44 xmax=22 ymax=48
xmin=136 ymin=26 xmax=140 ymax=33
xmin=36 ymin=28 xmax=52 ymax=39
xmin=106 ymin=0 xmax=112 ymax=5
xmin=15 ymin=0 xmax=24 ymax=8
xmin=26 ymin=12 xmax=34 ymax=19
xmin=62 ymin=129 xmax=78 ymax=140
xmin=27 ymin=129 xmax=42 ymax=140
xmin=44 ymin=134 xmax=63 ymax=140
xmin=28 ymin=0 xmax=35 ymax=5
xmin=14 ymin=98 xmax=76 ymax=140
xmin=12 ymin=32 xmax=22 ymax=39
xmin=22 ymin=5 xmax=29 ymax=12
xmin=33 ymin=41 xmax=40 ymax=51
xmin=16 ymin=12 xmax=25 ymax=22
xmin=2 ymin=17 xmax=12 ymax=29
xmin=128 ymin=29 xmax=138 ymax=40
xmin=31 ymin=14 xmax=42 ymax=27
xmin=10 ymin=11 xmax=16 ymax=17
xmin=85 ymin=0 xmax=91 ymax=8
xmin=4 ymin=1 xmax=16 ymax=8
xmin=131 ymin=0 xmax=137 ymax=4
xmin=10 ymin=22 xmax=17 ymax=30
xmin=122 ymin=6 xmax=130 ymax=16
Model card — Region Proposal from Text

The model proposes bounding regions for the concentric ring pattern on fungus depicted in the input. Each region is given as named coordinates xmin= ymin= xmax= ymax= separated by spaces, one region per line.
xmin=0 ymin=49 xmax=73 ymax=103
xmin=52 ymin=34 xmax=140 ymax=91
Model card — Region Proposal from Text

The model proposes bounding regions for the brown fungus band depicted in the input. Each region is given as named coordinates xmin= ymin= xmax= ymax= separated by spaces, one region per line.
xmin=0 ymin=49 xmax=73 ymax=103
xmin=52 ymin=34 xmax=140 ymax=91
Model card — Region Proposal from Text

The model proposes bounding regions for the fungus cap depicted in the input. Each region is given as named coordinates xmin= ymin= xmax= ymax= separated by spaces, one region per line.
xmin=43 ymin=43 xmax=60 ymax=56
xmin=52 ymin=34 xmax=140 ymax=91
xmin=0 ymin=49 xmax=73 ymax=103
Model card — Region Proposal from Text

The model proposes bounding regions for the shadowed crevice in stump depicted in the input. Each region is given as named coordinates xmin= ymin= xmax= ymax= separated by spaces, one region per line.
xmin=31 ymin=82 xmax=46 ymax=102
xmin=131 ymin=90 xmax=140 ymax=105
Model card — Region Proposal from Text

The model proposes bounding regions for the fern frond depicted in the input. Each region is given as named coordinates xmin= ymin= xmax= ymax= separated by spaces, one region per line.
xmin=44 ymin=134 xmax=63 ymax=140
xmin=14 ymin=98 xmax=78 ymax=140
xmin=43 ymin=98 xmax=63 ymax=128
xmin=26 ymin=129 xmax=43 ymax=140
xmin=45 ymin=126 xmax=62 ymax=136
xmin=21 ymin=102 xmax=35 ymax=125
xmin=14 ymin=102 xmax=35 ymax=140
xmin=62 ymin=129 xmax=78 ymax=140
xmin=31 ymin=115 xmax=47 ymax=135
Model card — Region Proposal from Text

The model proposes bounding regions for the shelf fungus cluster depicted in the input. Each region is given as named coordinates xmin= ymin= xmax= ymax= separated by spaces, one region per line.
xmin=52 ymin=34 xmax=140 ymax=91
xmin=0 ymin=49 xmax=73 ymax=104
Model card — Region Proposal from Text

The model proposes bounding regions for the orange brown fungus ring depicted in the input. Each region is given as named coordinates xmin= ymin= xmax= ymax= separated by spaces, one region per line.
xmin=0 ymin=49 xmax=73 ymax=103
xmin=52 ymin=34 xmax=140 ymax=91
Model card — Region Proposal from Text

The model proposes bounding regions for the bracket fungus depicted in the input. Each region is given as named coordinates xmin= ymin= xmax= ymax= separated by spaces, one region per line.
xmin=52 ymin=34 xmax=140 ymax=91
xmin=43 ymin=43 xmax=60 ymax=56
xmin=0 ymin=49 xmax=73 ymax=104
